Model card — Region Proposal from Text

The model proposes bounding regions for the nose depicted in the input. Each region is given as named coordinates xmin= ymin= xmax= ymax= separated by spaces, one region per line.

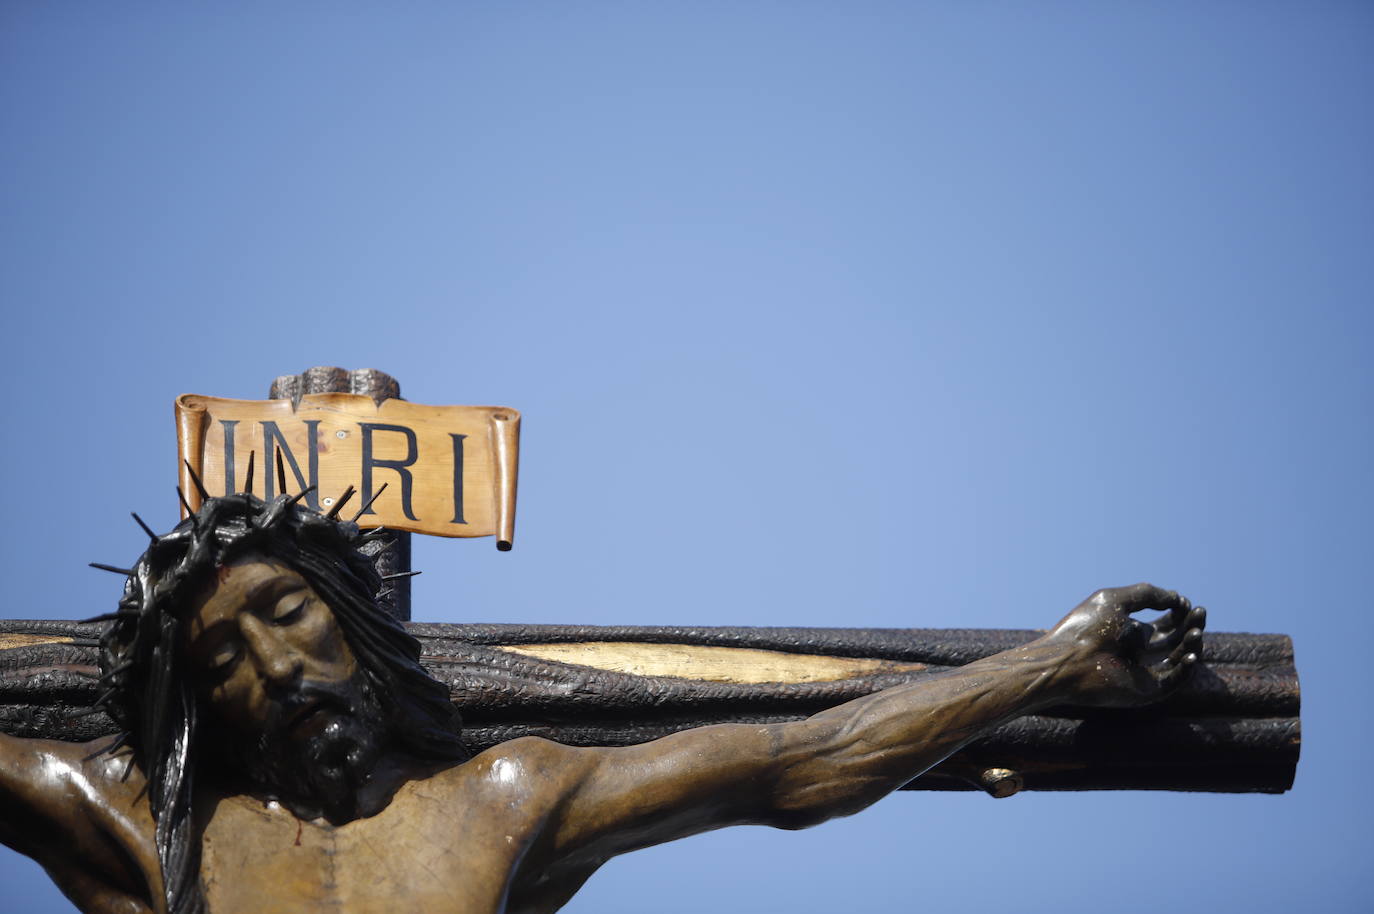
xmin=239 ymin=614 xmax=302 ymax=686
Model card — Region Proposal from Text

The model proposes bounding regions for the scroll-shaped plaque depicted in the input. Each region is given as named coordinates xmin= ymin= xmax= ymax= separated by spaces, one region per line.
xmin=175 ymin=394 xmax=520 ymax=547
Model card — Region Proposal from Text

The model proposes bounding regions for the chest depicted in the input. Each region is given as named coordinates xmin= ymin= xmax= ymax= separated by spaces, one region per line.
xmin=198 ymin=789 xmax=537 ymax=913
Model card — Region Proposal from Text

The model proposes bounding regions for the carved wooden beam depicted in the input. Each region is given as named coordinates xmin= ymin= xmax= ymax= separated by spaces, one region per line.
xmin=0 ymin=619 xmax=1298 ymax=795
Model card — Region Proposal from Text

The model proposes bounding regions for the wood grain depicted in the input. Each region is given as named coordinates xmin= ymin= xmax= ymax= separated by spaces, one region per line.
xmin=175 ymin=393 xmax=520 ymax=544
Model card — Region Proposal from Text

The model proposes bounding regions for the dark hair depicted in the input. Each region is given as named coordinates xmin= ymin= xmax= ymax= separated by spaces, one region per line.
xmin=98 ymin=492 xmax=465 ymax=914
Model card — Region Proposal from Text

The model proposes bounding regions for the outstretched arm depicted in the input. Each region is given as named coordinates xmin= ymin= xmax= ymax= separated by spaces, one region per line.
xmin=534 ymin=584 xmax=1204 ymax=870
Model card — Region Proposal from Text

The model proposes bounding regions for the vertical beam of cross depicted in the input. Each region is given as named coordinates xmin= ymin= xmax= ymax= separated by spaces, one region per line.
xmin=268 ymin=367 xmax=413 ymax=621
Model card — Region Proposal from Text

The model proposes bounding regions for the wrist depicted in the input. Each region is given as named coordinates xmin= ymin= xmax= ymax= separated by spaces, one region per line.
xmin=1007 ymin=636 xmax=1096 ymax=708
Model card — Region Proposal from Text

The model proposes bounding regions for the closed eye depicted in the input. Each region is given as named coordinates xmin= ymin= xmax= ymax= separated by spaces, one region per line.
xmin=205 ymin=642 xmax=241 ymax=680
xmin=271 ymin=595 xmax=307 ymax=625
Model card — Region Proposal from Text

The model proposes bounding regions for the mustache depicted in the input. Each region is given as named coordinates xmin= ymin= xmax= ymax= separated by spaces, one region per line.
xmin=264 ymin=679 xmax=358 ymax=733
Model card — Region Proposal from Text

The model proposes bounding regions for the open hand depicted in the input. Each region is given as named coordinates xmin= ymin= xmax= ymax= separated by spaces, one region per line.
xmin=1043 ymin=583 xmax=1205 ymax=708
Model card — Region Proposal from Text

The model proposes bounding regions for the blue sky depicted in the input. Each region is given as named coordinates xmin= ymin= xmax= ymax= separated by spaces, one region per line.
xmin=3 ymin=4 xmax=1370 ymax=911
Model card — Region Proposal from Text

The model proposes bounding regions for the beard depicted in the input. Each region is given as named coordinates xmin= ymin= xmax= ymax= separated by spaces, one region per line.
xmin=223 ymin=673 xmax=389 ymax=821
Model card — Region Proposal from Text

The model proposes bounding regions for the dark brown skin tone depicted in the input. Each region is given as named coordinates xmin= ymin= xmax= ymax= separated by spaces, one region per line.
xmin=0 ymin=559 xmax=1204 ymax=913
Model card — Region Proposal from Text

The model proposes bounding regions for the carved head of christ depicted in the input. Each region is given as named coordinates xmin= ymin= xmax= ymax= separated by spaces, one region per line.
xmin=182 ymin=554 xmax=390 ymax=820
xmin=96 ymin=489 xmax=470 ymax=812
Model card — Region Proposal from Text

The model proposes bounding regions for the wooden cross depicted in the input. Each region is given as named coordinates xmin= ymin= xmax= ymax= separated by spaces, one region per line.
xmin=0 ymin=368 xmax=1299 ymax=796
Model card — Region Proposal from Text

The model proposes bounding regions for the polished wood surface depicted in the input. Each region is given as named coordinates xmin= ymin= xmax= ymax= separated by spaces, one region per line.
xmin=176 ymin=393 xmax=520 ymax=544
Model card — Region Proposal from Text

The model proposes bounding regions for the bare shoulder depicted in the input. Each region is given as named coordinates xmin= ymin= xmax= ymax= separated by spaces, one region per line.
xmin=0 ymin=732 xmax=148 ymax=810
xmin=440 ymin=736 xmax=596 ymax=798
xmin=0 ymin=733 xmax=159 ymax=910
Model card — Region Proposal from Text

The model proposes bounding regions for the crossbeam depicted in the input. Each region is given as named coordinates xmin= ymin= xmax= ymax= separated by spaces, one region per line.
xmin=0 ymin=619 xmax=1298 ymax=794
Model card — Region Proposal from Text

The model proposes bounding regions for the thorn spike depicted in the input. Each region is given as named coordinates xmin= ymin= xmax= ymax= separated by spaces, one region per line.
xmin=243 ymin=450 xmax=255 ymax=495
xmin=275 ymin=447 xmax=288 ymax=496
xmin=98 ymin=661 xmax=135 ymax=684
xmin=380 ymin=570 xmax=422 ymax=581
xmin=176 ymin=487 xmax=198 ymax=528
xmin=350 ymin=482 xmax=389 ymax=523
xmin=183 ymin=460 xmax=211 ymax=502
xmin=89 ymin=563 xmax=134 ymax=576
xmin=84 ymin=731 xmax=130 ymax=762
xmin=325 ymin=485 xmax=355 ymax=520
xmin=284 ymin=486 xmax=317 ymax=509
xmin=131 ymin=512 xmax=158 ymax=543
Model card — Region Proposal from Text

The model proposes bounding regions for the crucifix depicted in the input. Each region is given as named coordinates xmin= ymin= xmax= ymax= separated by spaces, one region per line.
xmin=0 ymin=368 xmax=1299 ymax=913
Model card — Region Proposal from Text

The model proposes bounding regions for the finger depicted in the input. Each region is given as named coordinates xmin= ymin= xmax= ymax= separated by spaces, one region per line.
xmin=1146 ymin=607 xmax=1183 ymax=641
xmin=1167 ymin=628 xmax=1203 ymax=667
xmin=1114 ymin=583 xmax=1189 ymax=617
xmin=1121 ymin=617 xmax=1151 ymax=655
xmin=1159 ymin=593 xmax=1191 ymax=632
xmin=1158 ymin=632 xmax=1202 ymax=690
xmin=1173 ymin=595 xmax=1193 ymax=630
xmin=1189 ymin=606 xmax=1207 ymax=632
xmin=1152 ymin=605 xmax=1205 ymax=650
xmin=1158 ymin=651 xmax=1196 ymax=691
xmin=1146 ymin=612 xmax=1176 ymax=649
